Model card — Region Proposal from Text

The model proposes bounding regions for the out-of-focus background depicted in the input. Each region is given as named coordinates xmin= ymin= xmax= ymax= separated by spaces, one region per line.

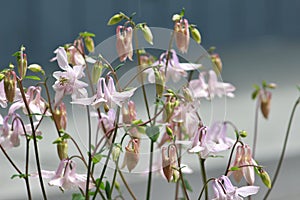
xmin=1 ymin=0 xmax=300 ymax=199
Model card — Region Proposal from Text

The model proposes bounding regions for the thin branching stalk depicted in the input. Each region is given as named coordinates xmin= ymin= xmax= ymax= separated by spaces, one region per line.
xmin=252 ymin=98 xmax=260 ymax=158
xmin=85 ymin=106 xmax=92 ymax=199
xmin=199 ymin=157 xmax=208 ymax=200
xmin=263 ymin=96 xmax=300 ymax=199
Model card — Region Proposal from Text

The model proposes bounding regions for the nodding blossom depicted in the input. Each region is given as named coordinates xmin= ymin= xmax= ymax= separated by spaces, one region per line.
xmin=212 ymin=175 xmax=259 ymax=200
xmin=122 ymin=139 xmax=140 ymax=172
xmin=174 ymin=18 xmax=190 ymax=53
xmin=116 ymin=25 xmax=133 ymax=62
xmin=162 ymin=145 xmax=178 ymax=182
xmin=0 ymin=80 xmax=7 ymax=108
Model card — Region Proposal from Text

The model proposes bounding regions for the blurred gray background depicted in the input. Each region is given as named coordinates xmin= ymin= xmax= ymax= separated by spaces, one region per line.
xmin=1 ymin=0 xmax=300 ymax=199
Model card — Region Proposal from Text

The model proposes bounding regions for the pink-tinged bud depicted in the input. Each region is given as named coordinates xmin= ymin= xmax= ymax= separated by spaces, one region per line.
xmin=73 ymin=38 xmax=85 ymax=55
xmin=162 ymin=146 xmax=177 ymax=182
xmin=116 ymin=25 xmax=133 ymax=62
xmin=53 ymin=102 xmax=67 ymax=131
xmin=174 ymin=19 xmax=190 ymax=53
xmin=67 ymin=45 xmax=85 ymax=66
xmin=57 ymin=139 xmax=68 ymax=160
xmin=4 ymin=71 xmax=16 ymax=103
xmin=260 ymin=90 xmax=271 ymax=119
xmin=122 ymin=101 xmax=136 ymax=124
xmin=211 ymin=53 xmax=223 ymax=74
xmin=122 ymin=139 xmax=140 ymax=172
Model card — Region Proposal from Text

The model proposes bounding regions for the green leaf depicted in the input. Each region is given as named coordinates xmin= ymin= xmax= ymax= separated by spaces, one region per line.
xmin=251 ymin=89 xmax=259 ymax=100
xmin=92 ymin=153 xmax=103 ymax=164
xmin=180 ymin=8 xmax=185 ymax=17
xmin=11 ymin=173 xmax=28 ymax=179
xmin=105 ymin=181 xmax=111 ymax=199
xmin=95 ymin=179 xmax=106 ymax=190
xmin=79 ymin=31 xmax=95 ymax=38
xmin=24 ymin=75 xmax=41 ymax=81
xmin=229 ymin=166 xmax=240 ymax=171
xmin=252 ymin=84 xmax=260 ymax=90
xmin=182 ymin=178 xmax=193 ymax=192
xmin=114 ymin=63 xmax=124 ymax=72
xmin=72 ymin=193 xmax=85 ymax=200
xmin=262 ymin=80 xmax=267 ymax=88
xmin=146 ymin=125 xmax=160 ymax=142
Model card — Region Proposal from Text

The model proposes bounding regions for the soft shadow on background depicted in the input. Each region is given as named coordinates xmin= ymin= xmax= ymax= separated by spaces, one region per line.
xmin=1 ymin=0 xmax=300 ymax=199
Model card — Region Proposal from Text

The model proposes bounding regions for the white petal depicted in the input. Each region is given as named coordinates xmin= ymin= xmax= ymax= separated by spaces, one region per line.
xmin=237 ymin=186 xmax=259 ymax=197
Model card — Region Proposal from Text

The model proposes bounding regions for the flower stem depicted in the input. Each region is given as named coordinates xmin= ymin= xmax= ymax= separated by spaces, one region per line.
xmin=199 ymin=157 xmax=208 ymax=200
xmin=146 ymin=140 xmax=154 ymax=200
xmin=252 ymin=98 xmax=260 ymax=158
xmin=25 ymin=139 xmax=32 ymax=200
xmin=85 ymin=106 xmax=92 ymax=199
xmin=118 ymin=168 xmax=137 ymax=200
xmin=263 ymin=96 xmax=300 ymax=199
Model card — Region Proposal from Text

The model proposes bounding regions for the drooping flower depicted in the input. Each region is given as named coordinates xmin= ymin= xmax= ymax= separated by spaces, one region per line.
xmin=212 ymin=175 xmax=259 ymax=200
xmin=174 ymin=19 xmax=190 ymax=53
xmin=122 ymin=101 xmax=140 ymax=138
xmin=188 ymin=122 xmax=234 ymax=159
xmin=116 ymin=25 xmax=133 ymax=62
xmin=161 ymin=145 xmax=178 ymax=182
xmin=122 ymin=139 xmax=140 ymax=172
xmin=0 ymin=114 xmax=23 ymax=149
xmin=32 ymin=159 xmax=94 ymax=192
xmin=189 ymin=70 xmax=235 ymax=99
xmin=229 ymin=145 xmax=256 ymax=185
xmin=146 ymin=49 xmax=201 ymax=83
xmin=259 ymin=90 xmax=271 ymax=119
xmin=0 ymin=80 xmax=7 ymax=108
xmin=52 ymin=47 xmax=88 ymax=106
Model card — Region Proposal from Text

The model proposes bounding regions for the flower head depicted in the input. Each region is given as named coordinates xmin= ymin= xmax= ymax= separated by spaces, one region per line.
xmin=116 ymin=25 xmax=133 ymax=62
xmin=122 ymin=139 xmax=140 ymax=172
xmin=0 ymin=80 xmax=8 ymax=108
xmin=174 ymin=19 xmax=190 ymax=53
xmin=161 ymin=145 xmax=178 ymax=182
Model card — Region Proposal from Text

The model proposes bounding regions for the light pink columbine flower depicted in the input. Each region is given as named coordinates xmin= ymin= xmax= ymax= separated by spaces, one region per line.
xmin=99 ymin=108 xmax=116 ymax=131
xmin=212 ymin=175 xmax=259 ymax=200
xmin=116 ymin=25 xmax=133 ymax=62
xmin=32 ymin=159 xmax=94 ymax=192
xmin=122 ymin=139 xmax=140 ymax=172
xmin=52 ymin=47 xmax=88 ymax=106
xmin=122 ymin=101 xmax=140 ymax=138
xmin=189 ymin=122 xmax=234 ymax=159
xmin=229 ymin=145 xmax=256 ymax=185
xmin=9 ymin=86 xmax=50 ymax=120
xmin=0 ymin=80 xmax=7 ymax=108
xmin=174 ymin=19 xmax=190 ymax=53
xmin=189 ymin=70 xmax=236 ymax=99
xmin=73 ymin=76 xmax=136 ymax=109
xmin=0 ymin=114 xmax=23 ymax=149
xmin=146 ymin=49 xmax=201 ymax=83
xmin=162 ymin=145 xmax=178 ymax=182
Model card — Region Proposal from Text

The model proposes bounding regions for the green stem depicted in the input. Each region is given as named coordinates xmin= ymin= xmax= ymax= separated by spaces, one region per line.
xmin=146 ymin=140 xmax=154 ymax=200
xmin=263 ymin=96 xmax=300 ymax=199
xmin=85 ymin=106 xmax=92 ymax=199
xmin=118 ymin=168 xmax=137 ymax=200
xmin=25 ymin=139 xmax=32 ymax=200
xmin=252 ymin=98 xmax=260 ymax=158
xmin=197 ymin=178 xmax=215 ymax=200
xmin=199 ymin=157 xmax=208 ymax=200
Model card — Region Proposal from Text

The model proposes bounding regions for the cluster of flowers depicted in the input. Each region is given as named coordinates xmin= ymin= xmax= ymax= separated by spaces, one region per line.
xmin=0 ymin=10 xmax=273 ymax=200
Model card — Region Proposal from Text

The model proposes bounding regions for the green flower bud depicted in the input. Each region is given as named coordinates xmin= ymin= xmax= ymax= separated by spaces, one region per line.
xmin=259 ymin=169 xmax=272 ymax=189
xmin=141 ymin=24 xmax=153 ymax=45
xmin=190 ymin=27 xmax=201 ymax=44
xmin=84 ymin=36 xmax=95 ymax=53
xmin=239 ymin=130 xmax=248 ymax=138
xmin=107 ymin=13 xmax=124 ymax=25
xmin=57 ymin=140 xmax=68 ymax=160
xmin=28 ymin=64 xmax=45 ymax=75
xmin=92 ymin=62 xmax=103 ymax=84
xmin=112 ymin=144 xmax=122 ymax=162
xmin=0 ymin=73 xmax=5 ymax=81
xmin=154 ymin=68 xmax=165 ymax=98
xmin=166 ymin=126 xmax=173 ymax=138
xmin=4 ymin=71 xmax=16 ymax=103
xmin=172 ymin=14 xmax=181 ymax=21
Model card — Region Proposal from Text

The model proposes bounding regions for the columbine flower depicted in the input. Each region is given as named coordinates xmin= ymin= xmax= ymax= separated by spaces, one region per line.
xmin=0 ymin=114 xmax=23 ymax=149
xmin=174 ymin=19 xmax=190 ymax=53
xmin=146 ymin=49 xmax=201 ymax=83
xmin=0 ymin=80 xmax=7 ymax=108
xmin=162 ymin=145 xmax=178 ymax=182
xmin=99 ymin=108 xmax=116 ymax=132
xmin=122 ymin=139 xmax=140 ymax=172
xmin=32 ymin=159 xmax=94 ymax=192
xmin=229 ymin=145 xmax=256 ymax=185
xmin=259 ymin=90 xmax=271 ymax=119
xmin=116 ymin=25 xmax=133 ymax=62
xmin=52 ymin=47 xmax=88 ymax=106
xmin=189 ymin=122 xmax=234 ymax=159
xmin=212 ymin=175 xmax=259 ymax=200
xmin=189 ymin=70 xmax=235 ymax=99
xmin=122 ymin=101 xmax=140 ymax=138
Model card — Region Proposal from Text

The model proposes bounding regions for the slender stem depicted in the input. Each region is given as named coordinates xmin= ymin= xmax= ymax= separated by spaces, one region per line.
xmin=263 ymin=96 xmax=300 ymax=200
xmin=92 ymin=107 xmax=120 ymax=200
xmin=199 ymin=157 xmax=208 ymax=200
xmin=225 ymin=140 xmax=240 ymax=175
xmin=25 ymin=139 xmax=32 ymax=200
xmin=146 ymin=140 xmax=154 ymax=200
xmin=252 ymin=98 xmax=260 ymax=158
xmin=85 ymin=106 xmax=92 ymax=199
xmin=197 ymin=178 xmax=215 ymax=200
xmin=118 ymin=168 xmax=137 ymax=200
xmin=18 ymin=79 xmax=47 ymax=200
xmin=0 ymin=144 xmax=22 ymax=174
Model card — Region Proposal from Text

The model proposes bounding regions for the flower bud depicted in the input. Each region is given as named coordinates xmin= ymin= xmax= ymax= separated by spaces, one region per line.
xmin=190 ymin=26 xmax=201 ymax=44
xmin=239 ymin=130 xmax=248 ymax=138
xmin=28 ymin=64 xmax=45 ymax=75
xmin=166 ymin=126 xmax=173 ymax=138
xmin=53 ymin=102 xmax=67 ymax=131
xmin=122 ymin=139 xmax=140 ymax=172
xmin=260 ymin=90 xmax=271 ymax=119
xmin=141 ymin=24 xmax=153 ymax=45
xmin=107 ymin=13 xmax=124 ymax=25
xmin=182 ymin=87 xmax=194 ymax=102
xmin=172 ymin=14 xmax=181 ymax=22
xmin=92 ymin=62 xmax=103 ymax=84
xmin=154 ymin=68 xmax=165 ymax=98
xmin=112 ymin=144 xmax=121 ymax=162
xmin=84 ymin=36 xmax=95 ymax=53
xmin=16 ymin=49 xmax=27 ymax=78
xmin=259 ymin=169 xmax=272 ymax=189
xmin=162 ymin=146 xmax=177 ymax=182
xmin=211 ymin=53 xmax=222 ymax=74
xmin=4 ymin=71 xmax=16 ymax=103
xmin=0 ymin=73 xmax=5 ymax=81
xmin=57 ymin=139 xmax=68 ymax=160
